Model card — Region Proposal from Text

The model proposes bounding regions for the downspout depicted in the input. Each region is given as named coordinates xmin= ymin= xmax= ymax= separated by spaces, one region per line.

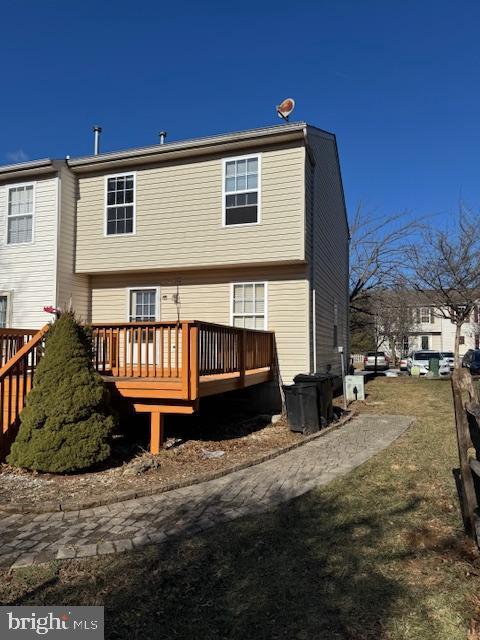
xmin=303 ymin=125 xmax=317 ymax=372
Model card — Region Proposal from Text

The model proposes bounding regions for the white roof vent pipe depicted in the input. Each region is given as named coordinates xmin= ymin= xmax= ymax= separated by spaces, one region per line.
xmin=159 ymin=131 xmax=167 ymax=145
xmin=93 ymin=126 xmax=102 ymax=155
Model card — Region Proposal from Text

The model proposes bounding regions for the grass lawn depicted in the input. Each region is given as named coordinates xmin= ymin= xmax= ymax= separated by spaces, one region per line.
xmin=1 ymin=377 xmax=479 ymax=639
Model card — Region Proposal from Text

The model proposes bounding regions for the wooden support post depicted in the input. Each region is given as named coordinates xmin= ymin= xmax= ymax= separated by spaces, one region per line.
xmin=150 ymin=411 xmax=164 ymax=455
xmin=181 ymin=322 xmax=190 ymax=399
xmin=239 ymin=329 xmax=246 ymax=388
xmin=189 ymin=325 xmax=199 ymax=401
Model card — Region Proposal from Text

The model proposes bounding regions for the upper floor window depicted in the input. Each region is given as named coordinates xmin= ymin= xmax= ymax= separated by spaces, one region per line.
xmin=418 ymin=307 xmax=433 ymax=324
xmin=223 ymin=155 xmax=260 ymax=226
xmin=7 ymin=184 xmax=34 ymax=244
xmin=106 ymin=173 xmax=135 ymax=235
xmin=231 ymin=282 xmax=266 ymax=329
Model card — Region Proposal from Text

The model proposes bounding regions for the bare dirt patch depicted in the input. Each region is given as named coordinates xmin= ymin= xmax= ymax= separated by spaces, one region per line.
xmin=0 ymin=415 xmax=305 ymax=510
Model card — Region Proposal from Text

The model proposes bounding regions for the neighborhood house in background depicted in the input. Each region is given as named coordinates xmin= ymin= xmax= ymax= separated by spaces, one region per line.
xmin=376 ymin=302 xmax=480 ymax=362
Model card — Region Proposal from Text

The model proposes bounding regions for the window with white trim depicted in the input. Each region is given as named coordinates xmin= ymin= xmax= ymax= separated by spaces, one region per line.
xmin=232 ymin=283 xmax=265 ymax=329
xmin=418 ymin=307 xmax=433 ymax=323
xmin=421 ymin=335 xmax=429 ymax=350
xmin=7 ymin=185 xmax=33 ymax=244
xmin=106 ymin=174 xmax=135 ymax=235
xmin=0 ymin=295 xmax=7 ymax=327
xmin=224 ymin=156 xmax=259 ymax=225
xmin=128 ymin=289 xmax=157 ymax=322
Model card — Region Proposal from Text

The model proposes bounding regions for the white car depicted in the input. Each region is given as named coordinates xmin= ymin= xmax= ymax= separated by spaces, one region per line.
xmin=440 ymin=351 xmax=455 ymax=372
xmin=407 ymin=351 xmax=451 ymax=376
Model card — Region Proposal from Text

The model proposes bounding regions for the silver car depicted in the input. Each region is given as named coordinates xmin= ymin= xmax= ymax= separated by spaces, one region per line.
xmin=364 ymin=351 xmax=390 ymax=371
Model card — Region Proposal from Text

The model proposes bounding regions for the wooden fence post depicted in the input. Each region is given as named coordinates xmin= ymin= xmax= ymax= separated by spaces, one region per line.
xmin=451 ymin=369 xmax=478 ymax=538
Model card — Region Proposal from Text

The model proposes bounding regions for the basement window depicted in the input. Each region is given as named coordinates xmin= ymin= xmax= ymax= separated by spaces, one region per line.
xmin=223 ymin=155 xmax=260 ymax=226
xmin=106 ymin=173 xmax=135 ymax=235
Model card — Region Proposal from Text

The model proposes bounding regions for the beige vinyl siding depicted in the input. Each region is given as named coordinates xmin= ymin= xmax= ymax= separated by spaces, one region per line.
xmin=76 ymin=143 xmax=306 ymax=274
xmin=90 ymin=265 xmax=309 ymax=383
xmin=0 ymin=176 xmax=57 ymax=328
xmin=306 ymin=130 xmax=349 ymax=375
xmin=56 ymin=166 xmax=90 ymax=319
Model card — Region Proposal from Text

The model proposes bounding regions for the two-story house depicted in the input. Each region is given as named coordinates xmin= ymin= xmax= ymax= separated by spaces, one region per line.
xmin=0 ymin=159 xmax=88 ymax=328
xmin=406 ymin=305 xmax=480 ymax=356
xmin=0 ymin=122 xmax=349 ymax=384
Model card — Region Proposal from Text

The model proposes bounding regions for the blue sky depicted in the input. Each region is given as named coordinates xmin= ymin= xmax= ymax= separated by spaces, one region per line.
xmin=1 ymin=0 xmax=478 ymax=221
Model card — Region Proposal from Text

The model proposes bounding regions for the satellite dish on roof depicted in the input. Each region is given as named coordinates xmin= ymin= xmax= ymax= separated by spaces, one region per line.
xmin=276 ymin=98 xmax=295 ymax=121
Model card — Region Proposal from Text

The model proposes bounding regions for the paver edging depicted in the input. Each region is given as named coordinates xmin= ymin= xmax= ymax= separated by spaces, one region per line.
xmin=0 ymin=410 xmax=356 ymax=515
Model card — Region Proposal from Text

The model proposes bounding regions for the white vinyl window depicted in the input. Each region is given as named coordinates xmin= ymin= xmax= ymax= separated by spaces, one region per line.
xmin=231 ymin=283 xmax=266 ymax=330
xmin=0 ymin=295 xmax=8 ymax=327
xmin=223 ymin=155 xmax=260 ymax=226
xmin=7 ymin=185 xmax=34 ymax=244
xmin=128 ymin=288 xmax=158 ymax=322
xmin=106 ymin=173 xmax=135 ymax=235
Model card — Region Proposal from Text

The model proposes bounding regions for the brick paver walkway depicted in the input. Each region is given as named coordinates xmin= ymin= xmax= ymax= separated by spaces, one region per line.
xmin=0 ymin=414 xmax=412 ymax=569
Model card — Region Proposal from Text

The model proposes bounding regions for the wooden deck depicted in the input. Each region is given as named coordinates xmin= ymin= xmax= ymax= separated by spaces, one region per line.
xmin=0 ymin=321 xmax=275 ymax=458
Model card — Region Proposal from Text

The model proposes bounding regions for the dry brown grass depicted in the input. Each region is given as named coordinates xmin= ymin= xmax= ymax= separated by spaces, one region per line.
xmin=1 ymin=377 xmax=478 ymax=639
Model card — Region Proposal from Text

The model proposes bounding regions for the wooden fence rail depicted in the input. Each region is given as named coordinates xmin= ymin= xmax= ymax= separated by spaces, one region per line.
xmin=451 ymin=368 xmax=480 ymax=542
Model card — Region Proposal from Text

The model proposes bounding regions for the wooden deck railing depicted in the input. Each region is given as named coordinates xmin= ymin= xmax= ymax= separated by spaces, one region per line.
xmin=0 ymin=321 xmax=275 ymax=459
xmin=196 ymin=321 xmax=273 ymax=376
xmin=0 ymin=328 xmax=38 ymax=368
xmin=0 ymin=325 xmax=49 ymax=459
xmin=91 ymin=320 xmax=275 ymax=399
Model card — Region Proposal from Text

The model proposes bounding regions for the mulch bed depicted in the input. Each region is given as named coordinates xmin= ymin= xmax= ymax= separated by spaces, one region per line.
xmin=0 ymin=414 xmax=306 ymax=512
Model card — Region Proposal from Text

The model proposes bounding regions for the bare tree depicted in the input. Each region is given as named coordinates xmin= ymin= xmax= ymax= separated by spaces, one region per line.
xmin=408 ymin=208 xmax=480 ymax=364
xmin=368 ymin=288 xmax=415 ymax=367
xmin=349 ymin=205 xmax=424 ymax=308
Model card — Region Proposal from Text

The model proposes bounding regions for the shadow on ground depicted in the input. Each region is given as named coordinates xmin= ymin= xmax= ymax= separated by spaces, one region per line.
xmin=4 ymin=486 xmax=432 ymax=640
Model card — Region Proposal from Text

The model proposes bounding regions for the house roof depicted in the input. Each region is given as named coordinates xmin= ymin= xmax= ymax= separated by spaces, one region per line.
xmin=66 ymin=121 xmax=326 ymax=173
xmin=0 ymin=158 xmax=59 ymax=182
xmin=0 ymin=122 xmax=338 ymax=178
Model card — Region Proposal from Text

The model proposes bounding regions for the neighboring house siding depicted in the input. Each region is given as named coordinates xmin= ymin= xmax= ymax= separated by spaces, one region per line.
xmin=0 ymin=176 xmax=57 ymax=328
xmin=75 ymin=143 xmax=306 ymax=274
xmin=307 ymin=130 xmax=349 ymax=375
xmin=56 ymin=166 xmax=90 ymax=319
xmin=89 ymin=265 xmax=309 ymax=383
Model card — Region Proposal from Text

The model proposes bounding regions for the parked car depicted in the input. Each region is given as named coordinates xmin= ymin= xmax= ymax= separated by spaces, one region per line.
xmin=440 ymin=351 xmax=455 ymax=372
xmin=399 ymin=357 xmax=408 ymax=371
xmin=407 ymin=350 xmax=451 ymax=376
xmin=364 ymin=351 xmax=390 ymax=371
xmin=462 ymin=349 xmax=480 ymax=375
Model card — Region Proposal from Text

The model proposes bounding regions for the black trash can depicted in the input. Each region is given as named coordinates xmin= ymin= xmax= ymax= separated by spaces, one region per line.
xmin=293 ymin=373 xmax=334 ymax=427
xmin=283 ymin=382 xmax=320 ymax=435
